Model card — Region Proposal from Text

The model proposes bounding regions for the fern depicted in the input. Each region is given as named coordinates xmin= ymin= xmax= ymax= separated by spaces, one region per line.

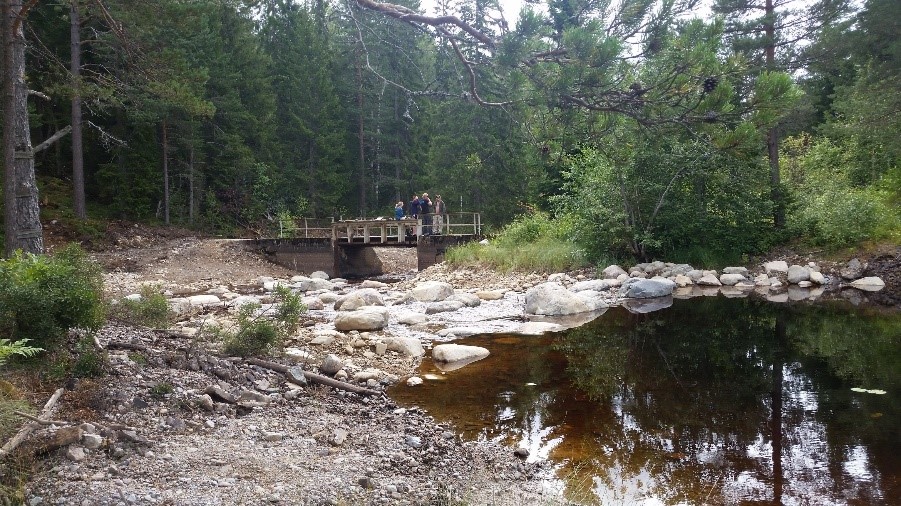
xmin=0 ymin=338 xmax=43 ymax=366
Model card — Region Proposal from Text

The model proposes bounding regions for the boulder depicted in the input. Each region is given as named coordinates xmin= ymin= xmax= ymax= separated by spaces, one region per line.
xmin=809 ymin=270 xmax=826 ymax=285
xmin=187 ymin=294 xmax=221 ymax=307
xmin=360 ymin=280 xmax=388 ymax=289
xmin=302 ymin=297 xmax=324 ymax=310
xmin=686 ymin=269 xmax=705 ymax=282
xmin=849 ymin=277 xmax=885 ymax=292
xmin=476 ymin=290 xmax=505 ymax=301
xmin=618 ymin=278 xmax=675 ymax=299
xmin=384 ymin=337 xmax=425 ymax=357
xmin=787 ymin=265 xmax=810 ymax=284
xmin=722 ymin=266 xmax=749 ymax=276
xmin=569 ymin=279 xmax=613 ymax=292
xmin=320 ymin=354 xmax=344 ymax=375
xmin=719 ymin=273 xmax=746 ymax=286
xmin=841 ymin=258 xmax=866 ymax=280
xmin=696 ymin=274 xmax=722 ymax=287
xmin=764 ymin=260 xmax=789 ymax=276
xmin=411 ymin=281 xmax=455 ymax=302
xmin=432 ymin=344 xmax=490 ymax=363
xmin=670 ymin=264 xmax=695 ymax=276
xmin=447 ymin=293 xmax=481 ymax=307
xmin=310 ymin=271 xmax=330 ymax=280
xmin=525 ymin=283 xmax=598 ymax=316
xmin=334 ymin=289 xmax=384 ymax=311
xmin=334 ymin=306 xmax=390 ymax=331
xmin=602 ymin=265 xmax=628 ymax=279
xmin=295 ymin=277 xmax=334 ymax=292
xmin=425 ymin=300 xmax=466 ymax=314
xmin=673 ymin=275 xmax=693 ymax=287
xmin=395 ymin=311 xmax=428 ymax=325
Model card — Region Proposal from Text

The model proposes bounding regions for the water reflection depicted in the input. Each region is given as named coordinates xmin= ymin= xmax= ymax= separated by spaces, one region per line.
xmin=390 ymin=297 xmax=901 ymax=505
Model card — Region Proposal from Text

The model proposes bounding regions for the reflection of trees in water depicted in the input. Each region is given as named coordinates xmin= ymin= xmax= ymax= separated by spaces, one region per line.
xmin=552 ymin=297 xmax=900 ymax=505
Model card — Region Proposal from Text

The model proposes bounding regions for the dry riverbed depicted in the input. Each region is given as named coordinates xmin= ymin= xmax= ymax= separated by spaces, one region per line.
xmin=19 ymin=238 xmax=561 ymax=506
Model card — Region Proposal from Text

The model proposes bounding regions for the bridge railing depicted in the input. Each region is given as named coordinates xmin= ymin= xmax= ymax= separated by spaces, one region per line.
xmin=277 ymin=217 xmax=335 ymax=239
xmin=329 ymin=212 xmax=482 ymax=244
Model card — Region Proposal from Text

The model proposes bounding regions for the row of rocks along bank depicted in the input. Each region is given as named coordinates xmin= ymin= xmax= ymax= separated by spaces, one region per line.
xmin=22 ymin=250 xmax=889 ymax=506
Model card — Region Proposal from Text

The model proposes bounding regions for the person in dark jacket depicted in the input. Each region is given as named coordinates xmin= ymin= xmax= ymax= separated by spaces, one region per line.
xmin=420 ymin=193 xmax=432 ymax=235
xmin=409 ymin=195 xmax=420 ymax=218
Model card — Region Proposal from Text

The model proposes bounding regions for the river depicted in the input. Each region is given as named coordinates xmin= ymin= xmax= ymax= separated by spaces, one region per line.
xmin=391 ymin=296 xmax=901 ymax=505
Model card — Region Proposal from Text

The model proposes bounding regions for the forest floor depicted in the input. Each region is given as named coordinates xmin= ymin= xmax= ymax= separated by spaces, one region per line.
xmin=6 ymin=221 xmax=899 ymax=506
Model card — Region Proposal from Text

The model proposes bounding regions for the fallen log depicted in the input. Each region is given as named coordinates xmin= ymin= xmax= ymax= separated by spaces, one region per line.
xmin=106 ymin=340 xmax=148 ymax=351
xmin=0 ymin=388 xmax=65 ymax=459
xmin=246 ymin=358 xmax=380 ymax=396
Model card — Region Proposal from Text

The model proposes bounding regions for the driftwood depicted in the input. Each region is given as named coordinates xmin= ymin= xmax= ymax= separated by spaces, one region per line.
xmin=0 ymin=388 xmax=65 ymax=459
xmin=246 ymin=358 xmax=380 ymax=396
xmin=13 ymin=410 xmax=68 ymax=426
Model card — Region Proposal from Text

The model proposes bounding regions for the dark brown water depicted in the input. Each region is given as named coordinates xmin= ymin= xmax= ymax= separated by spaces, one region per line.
xmin=390 ymin=297 xmax=901 ymax=505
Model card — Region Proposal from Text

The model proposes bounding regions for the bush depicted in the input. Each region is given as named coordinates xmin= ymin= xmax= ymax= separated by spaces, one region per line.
xmin=218 ymin=285 xmax=305 ymax=357
xmin=0 ymin=245 xmax=105 ymax=350
xmin=111 ymin=284 xmax=171 ymax=328
xmin=0 ymin=338 xmax=42 ymax=367
xmin=445 ymin=212 xmax=587 ymax=272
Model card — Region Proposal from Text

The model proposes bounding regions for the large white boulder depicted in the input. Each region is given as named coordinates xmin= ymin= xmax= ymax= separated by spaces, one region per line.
xmin=447 ymin=292 xmax=482 ymax=307
xmin=602 ymin=265 xmax=628 ymax=279
xmin=334 ymin=306 xmax=390 ymax=331
xmin=618 ymin=278 xmax=675 ymax=299
xmin=432 ymin=344 xmax=490 ymax=363
xmin=334 ymin=288 xmax=384 ymax=311
xmin=384 ymin=336 xmax=425 ymax=357
xmin=411 ymin=281 xmax=455 ymax=302
xmin=764 ymin=260 xmax=789 ymax=276
xmin=569 ymin=279 xmax=613 ymax=292
xmin=787 ymin=265 xmax=810 ymax=284
xmin=525 ymin=282 xmax=597 ymax=316
xmin=849 ymin=277 xmax=885 ymax=292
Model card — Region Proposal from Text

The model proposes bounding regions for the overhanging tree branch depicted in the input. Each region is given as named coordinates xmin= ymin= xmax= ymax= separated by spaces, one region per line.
xmin=33 ymin=125 xmax=72 ymax=154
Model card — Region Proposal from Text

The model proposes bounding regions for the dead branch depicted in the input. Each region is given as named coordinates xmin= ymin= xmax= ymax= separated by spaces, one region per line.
xmin=246 ymin=358 xmax=380 ymax=396
xmin=106 ymin=340 xmax=148 ymax=351
xmin=354 ymin=0 xmax=495 ymax=47
xmin=27 ymin=89 xmax=50 ymax=100
xmin=13 ymin=410 xmax=69 ymax=426
xmin=0 ymin=388 xmax=65 ymax=459
xmin=33 ymin=125 xmax=73 ymax=154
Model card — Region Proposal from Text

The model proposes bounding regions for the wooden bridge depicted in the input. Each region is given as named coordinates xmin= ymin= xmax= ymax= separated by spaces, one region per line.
xmin=248 ymin=213 xmax=483 ymax=277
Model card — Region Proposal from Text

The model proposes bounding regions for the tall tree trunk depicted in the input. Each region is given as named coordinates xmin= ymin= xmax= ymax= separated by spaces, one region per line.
xmin=3 ymin=0 xmax=43 ymax=256
xmin=188 ymin=145 xmax=194 ymax=225
xmin=71 ymin=0 xmax=85 ymax=219
xmin=356 ymin=50 xmax=366 ymax=218
xmin=162 ymin=119 xmax=170 ymax=225
xmin=764 ymin=0 xmax=784 ymax=228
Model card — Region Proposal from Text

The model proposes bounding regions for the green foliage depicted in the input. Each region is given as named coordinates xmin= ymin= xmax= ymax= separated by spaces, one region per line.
xmin=0 ymin=339 xmax=43 ymax=367
xmin=445 ymin=212 xmax=587 ymax=272
xmin=72 ymin=336 xmax=107 ymax=378
xmin=783 ymin=135 xmax=900 ymax=248
xmin=150 ymin=382 xmax=174 ymax=398
xmin=0 ymin=245 xmax=105 ymax=350
xmin=111 ymin=285 xmax=171 ymax=328
xmin=218 ymin=286 xmax=306 ymax=357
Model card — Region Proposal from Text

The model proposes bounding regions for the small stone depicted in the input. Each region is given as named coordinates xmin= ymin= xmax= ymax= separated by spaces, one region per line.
xmin=514 ymin=448 xmax=530 ymax=458
xmin=82 ymin=434 xmax=103 ymax=449
xmin=65 ymin=446 xmax=86 ymax=462
xmin=405 ymin=377 xmax=423 ymax=387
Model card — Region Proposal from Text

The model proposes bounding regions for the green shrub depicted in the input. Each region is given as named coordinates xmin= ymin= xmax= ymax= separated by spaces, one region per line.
xmin=111 ymin=284 xmax=171 ymax=328
xmin=218 ymin=285 xmax=305 ymax=357
xmin=0 ymin=245 xmax=105 ymax=350
xmin=446 ymin=212 xmax=587 ymax=272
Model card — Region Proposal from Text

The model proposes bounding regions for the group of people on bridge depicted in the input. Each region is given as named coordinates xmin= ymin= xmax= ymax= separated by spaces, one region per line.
xmin=395 ymin=192 xmax=446 ymax=235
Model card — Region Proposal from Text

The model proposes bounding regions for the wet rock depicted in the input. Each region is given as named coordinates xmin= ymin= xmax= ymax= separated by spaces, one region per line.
xmin=841 ymin=258 xmax=866 ymax=280
xmin=569 ymin=279 xmax=613 ymax=292
xmin=525 ymin=282 xmax=601 ymax=316
xmin=719 ymin=273 xmax=746 ymax=286
xmin=809 ymin=270 xmax=826 ymax=285
xmin=623 ymin=296 xmax=673 ymax=314
xmin=619 ymin=278 xmax=675 ymax=299
xmin=787 ymin=265 xmax=810 ymax=284
xmin=696 ymin=274 xmax=722 ymax=287
xmin=850 ymin=277 xmax=885 ymax=292
xmin=384 ymin=337 xmax=425 ymax=357
xmin=764 ymin=261 xmax=789 ymax=276
xmin=512 ymin=322 xmax=564 ymax=335
xmin=432 ymin=344 xmax=490 ymax=364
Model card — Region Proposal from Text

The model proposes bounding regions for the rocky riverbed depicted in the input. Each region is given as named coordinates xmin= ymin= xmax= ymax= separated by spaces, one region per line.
xmin=17 ymin=237 xmax=899 ymax=506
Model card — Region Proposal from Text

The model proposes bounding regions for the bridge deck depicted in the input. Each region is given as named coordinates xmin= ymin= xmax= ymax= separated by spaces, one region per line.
xmin=329 ymin=213 xmax=482 ymax=246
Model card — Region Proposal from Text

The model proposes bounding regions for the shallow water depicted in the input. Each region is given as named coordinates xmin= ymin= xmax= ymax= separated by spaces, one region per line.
xmin=390 ymin=297 xmax=901 ymax=505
